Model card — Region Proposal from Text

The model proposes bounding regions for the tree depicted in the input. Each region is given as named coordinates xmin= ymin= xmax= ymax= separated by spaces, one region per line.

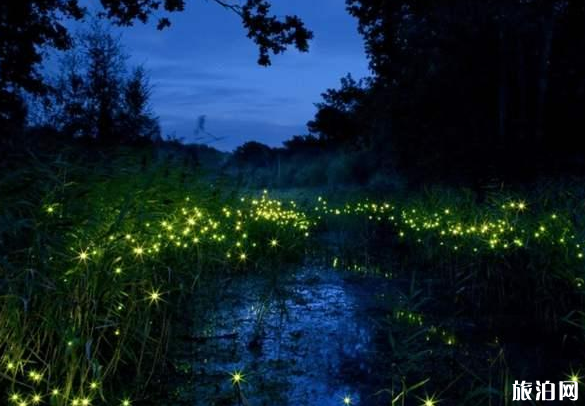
xmin=308 ymin=74 xmax=370 ymax=147
xmin=119 ymin=66 xmax=161 ymax=141
xmin=82 ymin=23 xmax=127 ymax=141
xmin=53 ymin=48 xmax=90 ymax=138
xmin=50 ymin=23 xmax=159 ymax=143
xmin=232 ymin=141 xmax=274 ymax=168
xmin=0 ymin=0 xmax=313 ymax=133
xmin=339 ymin=0 xmax=585 ymax=182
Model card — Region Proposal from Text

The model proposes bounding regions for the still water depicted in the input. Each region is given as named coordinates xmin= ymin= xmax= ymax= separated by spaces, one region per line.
xmin=166 ymin=267 xmax=394 ymax=405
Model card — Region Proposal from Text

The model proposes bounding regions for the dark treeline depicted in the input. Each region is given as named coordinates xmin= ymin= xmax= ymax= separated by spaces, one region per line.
xmin=235 ymin=0 xmax=585 ymax=187
xmin=315 ymin=0 xmax=585 ymax=184
xmin=3 ymin=1 xmax=585 ymax=188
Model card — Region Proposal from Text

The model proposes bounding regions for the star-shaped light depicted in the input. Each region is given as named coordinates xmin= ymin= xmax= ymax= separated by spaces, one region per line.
xmin=230 ymin=370 xmax=245 ymax=386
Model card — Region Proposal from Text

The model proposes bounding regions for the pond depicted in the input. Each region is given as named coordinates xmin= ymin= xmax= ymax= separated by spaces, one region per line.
xmin=161 ymin=266 xmax=396 ymax=405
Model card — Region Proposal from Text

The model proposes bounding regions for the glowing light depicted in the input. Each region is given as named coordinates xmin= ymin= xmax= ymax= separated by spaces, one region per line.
xmin=133 ymin=246 xmax=144 ymax=257
xmin=28 ymin=370 xmax=42 ymax=382
xmin=343 ymin=395 xmax=352 ymax=405
xmin=566 ymin=370 xmax=582 ymax=383
xmin=270 ymin=239 xmax=279 ymax=247
xmin=31 ymin=394 xmax=42 ymax=404
xmin=230 ymin=370 xmax=245 ymax=386
xmin=90 ymin=381 xmax=99 ymax=390
xmin=517 ymin=201 xmax=527 ymax=211
xmin=121 ymin=399 xmax=132 ymax=406
xmin=147 ymin=288 xmax=163 ymax=305
xmin=76 ymin=249 xmax=89 ymax=263
xmin=421 ymin=394 xmax=439 ymax=406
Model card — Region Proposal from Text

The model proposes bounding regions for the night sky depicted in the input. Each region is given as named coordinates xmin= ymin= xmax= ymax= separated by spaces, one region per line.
xmin=102 ymin=0 xmax=369 ymax=151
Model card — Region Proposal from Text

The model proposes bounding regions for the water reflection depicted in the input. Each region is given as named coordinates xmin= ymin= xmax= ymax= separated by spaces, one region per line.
xmin=187 ymin=267 xmax=391 ymax=405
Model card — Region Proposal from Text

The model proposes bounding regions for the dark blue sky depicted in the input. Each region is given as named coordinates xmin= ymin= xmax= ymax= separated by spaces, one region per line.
xmin=105 ymin=0 xmax=370 ymax=151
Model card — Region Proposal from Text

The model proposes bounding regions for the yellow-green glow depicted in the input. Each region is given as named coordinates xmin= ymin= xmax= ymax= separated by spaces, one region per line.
xmin=566 ymin=370 xmax=582 ymax=383
xmin=230 ymin=370 xmax=245 ymax=386
xmin=76 ymin=249 xmax=89 ymax=262
xmin=421 ymin=394 xmax=439 ymax=406
xmin=147 ymin=288 xmax=163 ymax=305
xmin=28 ymin=370 xmax=42 ymax=383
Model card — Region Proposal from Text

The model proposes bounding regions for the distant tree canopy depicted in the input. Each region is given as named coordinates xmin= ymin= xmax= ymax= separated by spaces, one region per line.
xmin=233 ymin=141 xmax=274 ymax=168
xmin=310 ymin=0 xmax=585 ymax=183
xmin=46 ymin=23 xmax=160 ymax=143
xmin=308 ymin=74 xmax=371 ymax=148
xmin=0 ymin=0 xmax=312 ymax=132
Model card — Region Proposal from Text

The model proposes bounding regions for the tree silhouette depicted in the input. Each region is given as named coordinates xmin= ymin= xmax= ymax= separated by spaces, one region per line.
xmin=119 ymin=66 xmax=161 ymax=142
xmin=49 ymin=23 xmax=159 ymax=143
xmin=0 ymin=0 xmax=313 ymax=133
xmin=307 ymin=0 xmax=585 ymax=182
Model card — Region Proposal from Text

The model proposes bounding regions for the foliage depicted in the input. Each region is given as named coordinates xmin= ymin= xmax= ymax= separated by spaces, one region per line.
xmin=2 ymin=144 xmax=585 ymax=404
xmin=307 ymin=0 xmax=585 ymax=182
xmin=308 ymin=74 xmax=371 ymax=148
xmin=47 ymin=23 xmax=160 ymax=143
xmin=0 ymin=147 xmax=310 ymax=405
xmin=0 ymin=0 xmax=312 ymax=134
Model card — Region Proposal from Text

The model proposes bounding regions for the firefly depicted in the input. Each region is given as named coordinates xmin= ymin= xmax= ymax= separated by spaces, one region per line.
xmin=28 ymin=370 xmax=42 ymax=382
xmin=230 ymin=370 xmax=245 ymax=386
xmin=133 ymin=246 xmax=144 ymax=257
xmin=147 ymin=288 xmax=163 ymax=305
xmin=421 ymin=394 xmax=439 ymax=406
xmin=76 ymin=249 xmax=89 ymax=263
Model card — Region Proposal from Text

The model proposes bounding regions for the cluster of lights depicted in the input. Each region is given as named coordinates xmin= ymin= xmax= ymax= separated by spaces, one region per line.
xmin=14 ymin=192 xmax=585 ymax=406
xmin=318 ymin=198 xmax=585 ymax=286
xmin=6 ymin=192 xmax=313 ymax=406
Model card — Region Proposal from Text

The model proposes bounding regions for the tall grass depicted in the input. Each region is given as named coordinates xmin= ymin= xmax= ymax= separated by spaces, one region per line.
xmin=0 ymin=146 xmax=310 ymax=405
xmin=316 ymin=187 xmax=585 ymax=404
xmin=3 ymin=144 xmax=585 ymax=405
